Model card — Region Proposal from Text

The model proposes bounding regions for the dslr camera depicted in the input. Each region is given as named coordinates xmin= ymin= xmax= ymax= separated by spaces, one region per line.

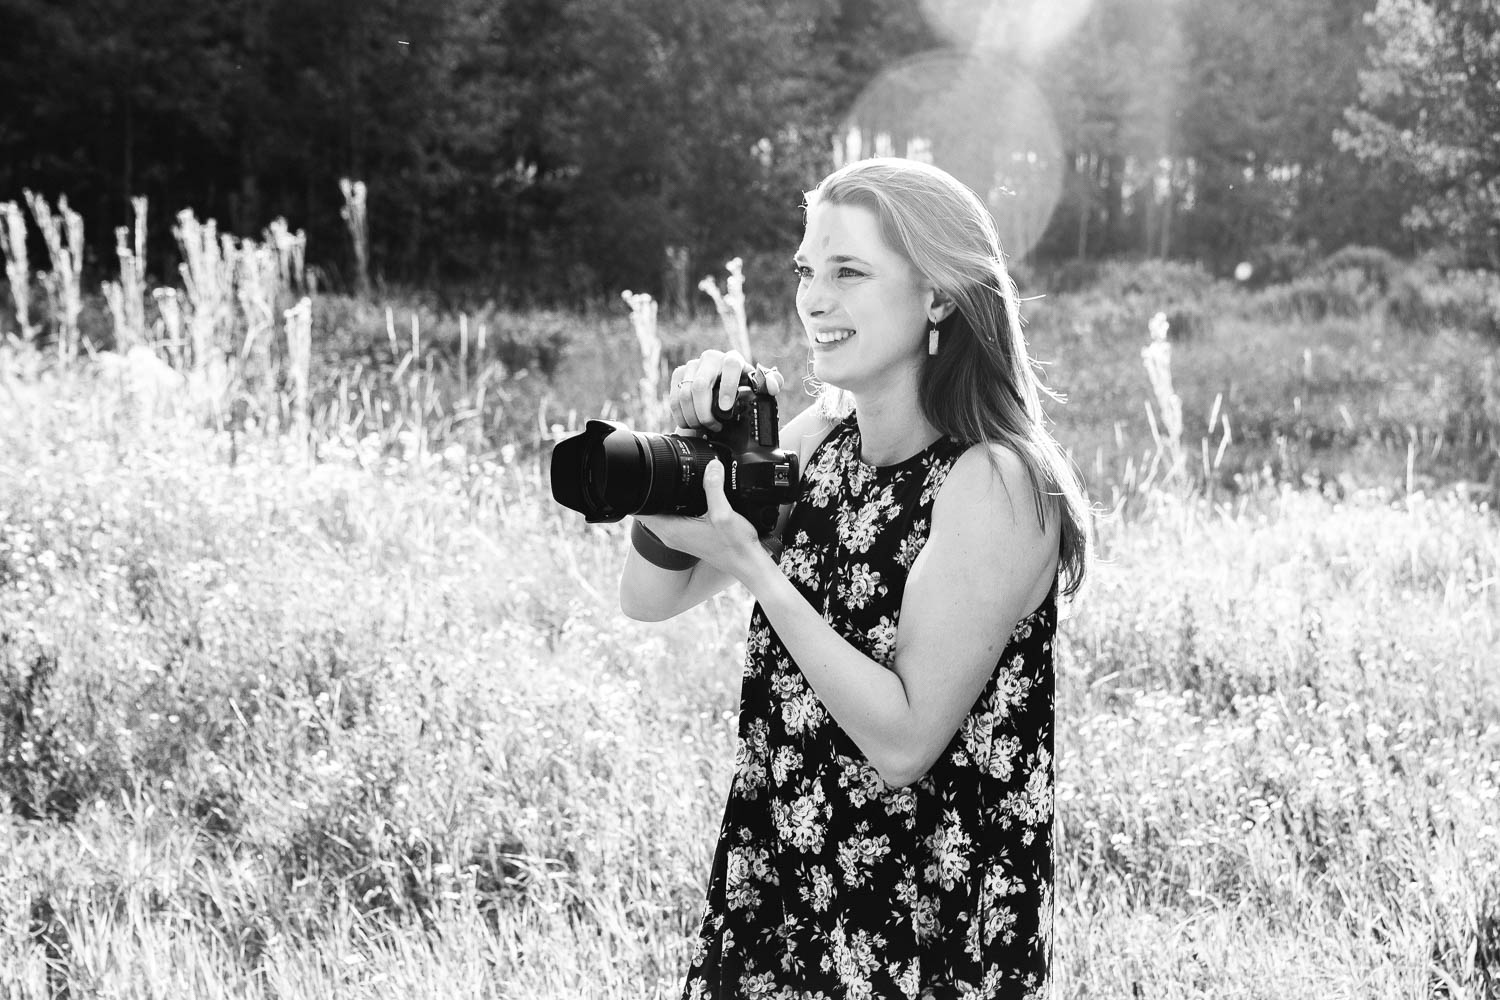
xmin=550 ymin=368 xmax=799 ymax=536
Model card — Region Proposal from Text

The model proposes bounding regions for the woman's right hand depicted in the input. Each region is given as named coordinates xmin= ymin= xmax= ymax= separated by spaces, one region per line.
xmin=668 ymin=349 xmax=783 ymax=435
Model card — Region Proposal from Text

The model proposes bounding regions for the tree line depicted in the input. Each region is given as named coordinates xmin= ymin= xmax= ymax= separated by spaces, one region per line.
xmin=0 ymin=0 xmax=1494 ymax=304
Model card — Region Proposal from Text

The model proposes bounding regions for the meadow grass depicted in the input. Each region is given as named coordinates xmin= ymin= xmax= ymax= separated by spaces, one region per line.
xmin=2 ymin=277 xmax=1499 ymax=997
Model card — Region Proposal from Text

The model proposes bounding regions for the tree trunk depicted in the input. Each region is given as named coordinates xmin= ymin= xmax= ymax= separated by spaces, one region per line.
xmin=1074 ymin=152 xmax=1090 ymax=261
xmin=1076 ymin=202 xmax=1089 ymax=261
xmin=1160 ymin=158 xmax=1177 ymax=258
xmin=236 ymin=168 xmax=259 ymax=236
xmin=1142 ymin=177 xmax=1154 ymax=258
xmin=1104 ymin=153 xmax=1124 ymax=254
xmin=122 ymin=91 xmax=134 ymax=213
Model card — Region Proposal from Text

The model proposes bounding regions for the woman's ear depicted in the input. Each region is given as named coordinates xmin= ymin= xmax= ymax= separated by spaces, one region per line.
xmin=928 ymin=292 xmax=957 ymax=325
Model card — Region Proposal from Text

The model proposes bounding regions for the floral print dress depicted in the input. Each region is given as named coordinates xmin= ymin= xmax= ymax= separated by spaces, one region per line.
xmin=682 ymin=413 xmax=1056 ymax=1000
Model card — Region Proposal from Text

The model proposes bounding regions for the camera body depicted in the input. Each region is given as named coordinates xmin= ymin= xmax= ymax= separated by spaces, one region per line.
xmin=550 ymin=369 xmax=799 ymax=536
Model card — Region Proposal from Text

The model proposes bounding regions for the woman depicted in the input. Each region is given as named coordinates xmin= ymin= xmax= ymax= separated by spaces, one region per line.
xmin=623 ymin=158 xmax=1090 ymax=999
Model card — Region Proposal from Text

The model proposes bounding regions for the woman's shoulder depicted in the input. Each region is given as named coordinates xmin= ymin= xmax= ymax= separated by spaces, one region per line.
xmin=940 ymin=439 xmax=1061 ymax=530
xmin=926 ymin=440 xmax=1062 ymax=613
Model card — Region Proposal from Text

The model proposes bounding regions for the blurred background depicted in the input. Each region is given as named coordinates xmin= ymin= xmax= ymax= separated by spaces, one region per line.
xmin=2 ymin=3 xmax=1499 ymax=998
xmin=2 ymin=0 xmax=1491 ymax=303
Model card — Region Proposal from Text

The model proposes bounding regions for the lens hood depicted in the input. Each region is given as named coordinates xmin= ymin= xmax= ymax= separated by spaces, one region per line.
xmin=550 ymin=419 xmax=644 ymax=523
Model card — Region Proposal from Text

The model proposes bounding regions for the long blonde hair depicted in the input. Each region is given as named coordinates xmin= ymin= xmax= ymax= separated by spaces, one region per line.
xmin=805 ymin=157 xmax=1091 ymax=599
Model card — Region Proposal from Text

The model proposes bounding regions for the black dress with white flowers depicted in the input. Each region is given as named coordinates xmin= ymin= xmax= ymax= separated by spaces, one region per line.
xmin=682 ymin=413 xmax=1056 ymax=1000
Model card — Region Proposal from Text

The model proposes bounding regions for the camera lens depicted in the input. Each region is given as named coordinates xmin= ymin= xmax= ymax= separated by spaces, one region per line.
xmin=639 ymin=433 xmax=717 ymax=515
xmin=552 ymin=419 xmax=721 ymax=522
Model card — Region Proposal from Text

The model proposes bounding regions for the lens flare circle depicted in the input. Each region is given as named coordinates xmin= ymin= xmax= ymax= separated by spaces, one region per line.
xmin=920 ymin=0 xmax=1094 ymax=59
xmin=838 ymin=50 xmax=1063 ymax=260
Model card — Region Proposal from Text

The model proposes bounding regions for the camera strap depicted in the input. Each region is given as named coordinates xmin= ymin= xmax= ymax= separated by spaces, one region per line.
xmin=630 ymin=520 xmax=701 ymax=571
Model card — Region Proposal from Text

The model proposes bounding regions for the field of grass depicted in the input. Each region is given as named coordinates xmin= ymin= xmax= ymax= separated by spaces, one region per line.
xmin=2 ymin=260 xmax=1499 ymax=998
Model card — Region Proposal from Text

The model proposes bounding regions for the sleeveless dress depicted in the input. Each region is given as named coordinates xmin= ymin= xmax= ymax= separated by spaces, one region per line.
xmin=682 ymin=412 xmax=1056 ymax=1000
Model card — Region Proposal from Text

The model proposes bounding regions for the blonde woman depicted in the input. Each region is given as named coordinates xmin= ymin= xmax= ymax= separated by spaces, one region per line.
xmin=625 ymin=158 xmax=1090 ymax=999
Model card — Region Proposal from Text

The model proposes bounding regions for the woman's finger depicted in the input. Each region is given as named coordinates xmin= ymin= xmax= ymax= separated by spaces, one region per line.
xmin=762 ymin=366 xmax=784 ymax=397
xmin=687 ymin=350 xmax=725 ymax=430
xmin=687 ymin=380 xmax=719 ymax=430
xmin=702 ymin=460 xmax=733 ymax=523
xmin=667 ymin=366 xmax=684 ymax=428
xmin=717 ymin=352 xmax=748 ymax=412
xmin=669 ymin=362 xmax=700 ymax=431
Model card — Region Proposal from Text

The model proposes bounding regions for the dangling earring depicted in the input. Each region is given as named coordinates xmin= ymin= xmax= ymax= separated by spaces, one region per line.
xmin=928 ymin=322 xmax=940 ymax=356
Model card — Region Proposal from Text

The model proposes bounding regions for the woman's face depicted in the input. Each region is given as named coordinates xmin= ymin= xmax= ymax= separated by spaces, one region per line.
xmin=794 ymin=201 xmax=934 ymax=396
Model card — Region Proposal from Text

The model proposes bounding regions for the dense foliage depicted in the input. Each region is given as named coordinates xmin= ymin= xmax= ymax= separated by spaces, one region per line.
xmin=0 ymin=0 xmax=1496 ymax=297
xmin=1338 ymin=0 xmax=1500 ymax=268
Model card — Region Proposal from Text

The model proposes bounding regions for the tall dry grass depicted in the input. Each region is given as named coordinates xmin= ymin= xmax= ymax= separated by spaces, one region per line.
xmin=2 ymin=298 xmax=1498 ymax=997
xmin=25 ymin=192 xmax=84 ymax=365
xmin=697 ymin=257 xmax=752 ymax=362
xmin=341 ymin=179 xmax=371 ymax=300
xmin=1 ymin=199 xmax=35 ymax=344
xmin=1 ymin=197 xmax=1498 ymax=995
xmin=0 ymin=377 xmax=1496 ymax=997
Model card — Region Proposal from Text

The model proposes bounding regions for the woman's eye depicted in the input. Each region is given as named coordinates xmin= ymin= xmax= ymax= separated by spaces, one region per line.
xmin=791 ymin=264 xmax=863 ymax=281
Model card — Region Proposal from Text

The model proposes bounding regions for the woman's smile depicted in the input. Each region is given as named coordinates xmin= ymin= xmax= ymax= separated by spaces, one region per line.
xmin=812 ymin=327 xmax=856 ymax=346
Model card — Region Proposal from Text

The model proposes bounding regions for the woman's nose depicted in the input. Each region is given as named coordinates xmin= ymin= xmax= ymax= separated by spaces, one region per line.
xmin=799 ymin=275 xmax=834 ymax=316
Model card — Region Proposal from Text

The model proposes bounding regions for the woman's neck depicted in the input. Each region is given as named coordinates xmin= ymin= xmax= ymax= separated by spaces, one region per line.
xmin=850 ymin=390 xmax=941 ymax=467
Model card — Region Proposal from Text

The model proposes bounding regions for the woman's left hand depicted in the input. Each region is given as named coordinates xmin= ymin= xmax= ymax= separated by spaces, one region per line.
xmin=635 ymin=460 xmax=770 ymax=586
